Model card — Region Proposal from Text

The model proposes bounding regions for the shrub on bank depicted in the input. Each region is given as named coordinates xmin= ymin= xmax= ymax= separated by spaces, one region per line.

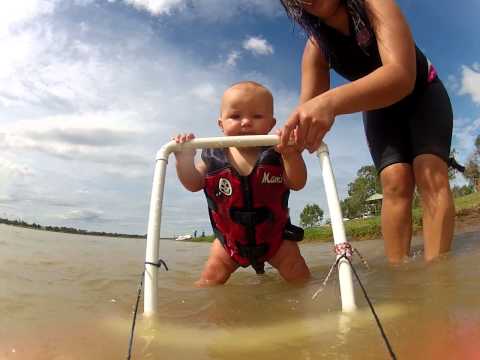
xmin=177 ymin=192 xmax=479 ymax=243
xmin=304 ymin=192 xmax=479 ymax=242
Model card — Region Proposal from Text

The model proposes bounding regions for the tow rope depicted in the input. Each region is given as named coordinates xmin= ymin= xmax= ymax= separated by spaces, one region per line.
xmin=313 ymin=243 xmax=397 ymax=360
xmin=126 ymin=259 xmax=168 ymax=360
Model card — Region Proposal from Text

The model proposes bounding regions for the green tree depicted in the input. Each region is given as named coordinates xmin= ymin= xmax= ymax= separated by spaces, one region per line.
xmin=448 ymin=148 xmax=459 ymax=181
xmin=464 ymin=158 xmax=479 ymax=191
xmin=463 ymin=135 xmax=480 ymax=192
xmin=300 ymin=203 xmax=324 ymax=228
xmin=452 ymin=184 xmax=474 ymax=197
xmin=340 ymin=165 xmax=382 ymax=219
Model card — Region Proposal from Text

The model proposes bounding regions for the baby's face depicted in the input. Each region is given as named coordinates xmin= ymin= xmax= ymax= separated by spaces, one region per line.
xmin=218 ymin=85 xmax=275 ymax=137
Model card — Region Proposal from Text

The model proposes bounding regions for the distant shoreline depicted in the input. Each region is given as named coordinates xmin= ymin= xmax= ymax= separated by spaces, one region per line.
xmin=3 ymin=191 xmax=477 ymax=242
xmin=0 ymin=218 xmax=147 ymax=239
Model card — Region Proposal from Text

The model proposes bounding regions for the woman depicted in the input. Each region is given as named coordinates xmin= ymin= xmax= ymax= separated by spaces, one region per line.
xmin=279 ymin=0 xmax=454 ymax=263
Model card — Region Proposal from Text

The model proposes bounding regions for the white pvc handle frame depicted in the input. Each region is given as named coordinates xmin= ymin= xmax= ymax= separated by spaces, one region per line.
xmin=143 ymin=135 xmax=356 ymax=316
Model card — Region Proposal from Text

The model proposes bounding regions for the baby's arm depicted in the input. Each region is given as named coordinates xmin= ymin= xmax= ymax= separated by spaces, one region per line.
xmin=276 ymin=129 xmax=307 ymax=190
xmin=281 ymin=151 xmax=307 ymax=191
xmin=173 ymin=133 xmax=206 ymax=192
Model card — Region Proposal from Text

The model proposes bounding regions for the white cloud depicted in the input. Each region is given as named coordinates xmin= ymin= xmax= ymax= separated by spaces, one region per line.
xmin=124 ymin=0 xmax=186 ymax=15
xmin=243 ymin=36 xmax=274 ymax=56
xmin=190 ymin=83 xmax=219 ymax=105
xmin=61 ymin=209 xmax=107 ymax=222
xmin=226 ymin=51 xmax=241 ymax=67
xmin=448 ymin=63 xmax=480 ymax=164
xmin=453 ymin=117 xmax=480 ymax=162
xmin=445 ymin=74 xmax=460 ymax=94
xmin=0 ymin=25 xmax=115 ymax=112
xmin=0 ymin=158 xmax=33 ymax=204
xmin=1 ymin=113 xmax=150 ymax=173
xmin=459 ymin=64 xmax=480 ymax=104
xmin=121 ymin=0 xmax=281 ymax=19
xmin=0 ymin=158 xmax=33 ymax=177
xmin=0 ymin=0 xmax=244 ymax=234
xmin=0 ymin=0 xmax=373 ymax=236
xmin=0 ymin=0 xmax=58 ymax=36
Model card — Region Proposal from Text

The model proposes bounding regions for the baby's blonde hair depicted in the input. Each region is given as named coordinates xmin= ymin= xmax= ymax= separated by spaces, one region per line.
xmin=221 ymin=81 xmax=274 ymax=114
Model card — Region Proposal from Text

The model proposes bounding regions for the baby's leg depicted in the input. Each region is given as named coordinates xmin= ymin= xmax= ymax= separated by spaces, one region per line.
xmin=268 ymin=240 xmax=310 ymax=284
xmin=195 ymin=239 xmax=239 ymax=287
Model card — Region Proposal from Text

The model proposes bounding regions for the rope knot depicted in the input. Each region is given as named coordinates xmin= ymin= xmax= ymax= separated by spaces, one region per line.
xmin=145 ymin=259 xmax=169 ymax=271
xmin=334 ymin=242 xmax=353 ymax=258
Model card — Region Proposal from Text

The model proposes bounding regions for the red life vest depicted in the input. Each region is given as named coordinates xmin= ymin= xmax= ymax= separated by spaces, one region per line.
xmin=202 ymin=147 xmax=303 ymax=274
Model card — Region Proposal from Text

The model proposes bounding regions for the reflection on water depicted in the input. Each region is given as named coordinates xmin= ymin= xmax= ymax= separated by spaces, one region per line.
xmin=0 ymin=224 xmax=479 ymax=359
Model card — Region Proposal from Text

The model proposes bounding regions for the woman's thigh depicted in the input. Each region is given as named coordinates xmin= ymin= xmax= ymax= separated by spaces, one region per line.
xmin=363 ymin=105 xmax=412 ymax=172
xmin=409 ymin=79 xmax=453 ymax=163
xmin=363 ymin=78 xmax=453 ymax=172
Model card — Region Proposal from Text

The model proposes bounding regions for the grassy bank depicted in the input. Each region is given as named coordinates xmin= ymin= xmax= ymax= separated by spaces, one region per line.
xmin=190 ymin=235 xmax=216 ymax=243
xmin=304 ymin=191 xmax=480 ymax=243
xmin=188 ymin=192 xmax=479 ymax=244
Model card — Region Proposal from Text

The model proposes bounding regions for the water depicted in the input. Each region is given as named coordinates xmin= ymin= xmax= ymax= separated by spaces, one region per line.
xmin=0 ymin=224 xmax=479 ymax=359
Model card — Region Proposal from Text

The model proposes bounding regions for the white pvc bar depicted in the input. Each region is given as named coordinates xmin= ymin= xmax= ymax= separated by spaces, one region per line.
xmin=144 ymin=135 xmax=356 ymax=316
xmin=156 ymin=135 xmax=280 ymax=160
xmin=317 ymin=143 xmax=357 ymax=312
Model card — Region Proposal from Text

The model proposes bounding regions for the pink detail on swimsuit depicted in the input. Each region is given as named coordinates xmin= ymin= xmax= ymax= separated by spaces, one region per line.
xmin=427 ymin=63 xmax=438 ymax=83
xmin=356 ymin=28 xmax=371 ymax=48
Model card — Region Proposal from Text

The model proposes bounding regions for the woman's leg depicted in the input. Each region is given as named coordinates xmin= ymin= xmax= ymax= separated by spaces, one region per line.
xmin=413 ymin=154 xmax=455 ymax=261
xmin=196 ymin=239 xmax=238 ymax=287
xmin=268 ymin=240 xmax=310 ymax=283
xmin=380 ymin=163 xmax=416 ymax=263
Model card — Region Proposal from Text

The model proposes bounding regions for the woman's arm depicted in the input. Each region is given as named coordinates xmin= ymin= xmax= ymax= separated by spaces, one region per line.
xmin=300 ymin=37 xmax=331 ymax=104
xmin=281 ymin=0 xmax=417 ymax=152
xmin=281 ymin=38 xmax=331 ymax=150
xmin=324 ymin=0 xmax=416 ymax=115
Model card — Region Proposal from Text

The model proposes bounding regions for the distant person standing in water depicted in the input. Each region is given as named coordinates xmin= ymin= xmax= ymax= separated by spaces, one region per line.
xmin=278 ymin=0 xmax=454 ymax=263
xmin=173 ymin=81 xmax=311 ymax=286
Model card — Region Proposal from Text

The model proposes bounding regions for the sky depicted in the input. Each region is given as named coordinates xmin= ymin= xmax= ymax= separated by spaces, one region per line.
xmin=0 ymin=0 xmax=479 ymax=237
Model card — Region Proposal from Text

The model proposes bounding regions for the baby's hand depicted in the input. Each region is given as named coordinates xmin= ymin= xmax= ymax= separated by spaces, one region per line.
xmin=172 ymin=133 xmax=196 ymax=158
xmin=275 ymin=128 xmax=302 ymax=156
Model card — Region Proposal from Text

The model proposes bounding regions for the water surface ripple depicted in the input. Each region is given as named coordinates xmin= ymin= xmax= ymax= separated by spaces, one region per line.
xmin=1 ymin=224 xmax=479 ymax=359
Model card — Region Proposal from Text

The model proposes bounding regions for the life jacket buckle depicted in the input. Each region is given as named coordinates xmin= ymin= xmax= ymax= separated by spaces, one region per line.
xmin=236 ymin=242 xmax=269 ymax=274
xmin=230 ymin=207 xmax=272 ymax=226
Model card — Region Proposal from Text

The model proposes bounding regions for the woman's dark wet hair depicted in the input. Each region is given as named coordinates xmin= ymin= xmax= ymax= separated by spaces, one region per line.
xmin=279 ymin=0 xmax=373 ymax=60
xmin=279 ymin=0 xmax=318 ymax=39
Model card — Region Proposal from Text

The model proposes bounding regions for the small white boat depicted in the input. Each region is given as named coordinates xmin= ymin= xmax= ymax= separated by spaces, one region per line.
xmin=175 ymin=234 xmax=193 ymax=241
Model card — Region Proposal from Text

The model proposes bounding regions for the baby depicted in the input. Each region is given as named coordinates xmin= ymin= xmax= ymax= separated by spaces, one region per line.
xmin=173 ymin=81 xmax=311 ymax=286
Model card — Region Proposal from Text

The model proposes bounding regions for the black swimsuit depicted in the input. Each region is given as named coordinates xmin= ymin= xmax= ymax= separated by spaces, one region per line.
xmin=315 ymin=4 xmax=453 ymax=172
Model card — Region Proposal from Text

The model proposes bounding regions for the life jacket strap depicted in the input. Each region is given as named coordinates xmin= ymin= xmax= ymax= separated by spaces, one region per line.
xmin=251 ymin=262 xmax=265 ymax=275
xmin=205 ymin=192 xmax=218 ymax=212
xmin=230 ymin=207 xmax=272 ymax=226
xmin=236 ymin=242 xmax=269 ymax=274
xmin=283 ymin=220 xmax=304 ymax=242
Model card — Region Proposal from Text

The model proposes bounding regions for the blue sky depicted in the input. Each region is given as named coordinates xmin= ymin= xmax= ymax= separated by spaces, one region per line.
xmin=0 ymin=0 xmax=479 ymax=236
